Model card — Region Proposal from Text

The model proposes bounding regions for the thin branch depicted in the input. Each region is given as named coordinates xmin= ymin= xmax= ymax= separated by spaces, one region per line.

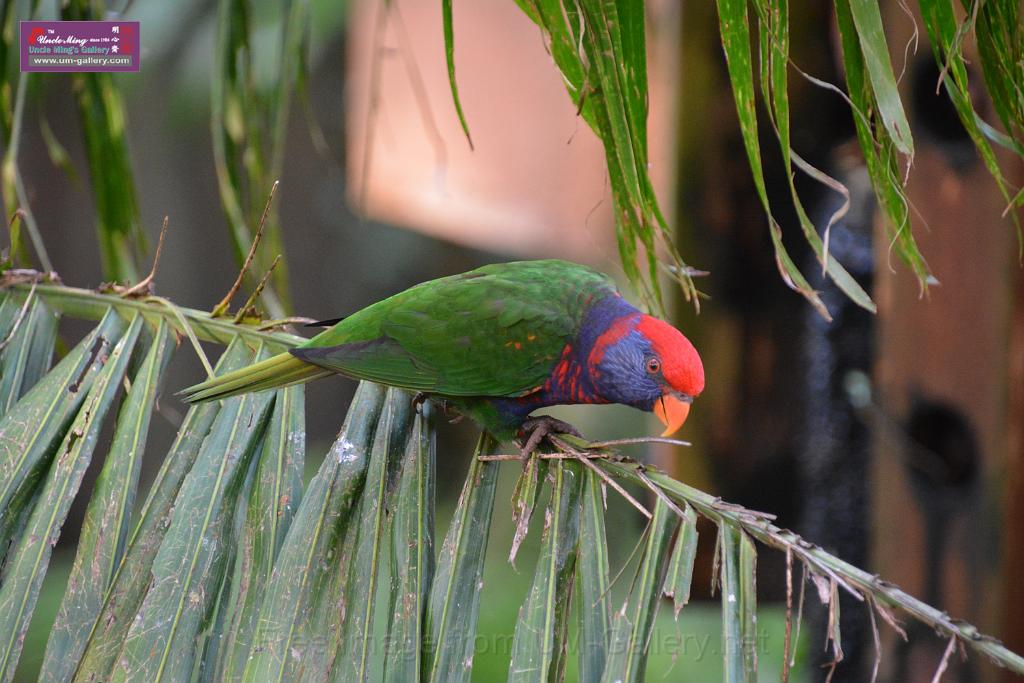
xmin=212 ymin=181 xmax=278 ymax=317
xmin=930 ymin=636 xmax=957 ymax=683
xmin=604 ymin=516 xmax=654 ymax=598
xmin=585 ymin=436 xmax=691 ymax=448
xmin=392 ymin=2 xmax=452 ymax=166
xmin=477 ymin=452 xmax=609 ymax=461
xmin=357 ymin=0 xmax=391 ymax=214
xmin=256 ymin=316 xmax=318 ymax=331
xmin=120 ymin=216 xmax=168 ymax=298
xmin=233 ymin=254 xmax=282 ymax=323
xmin=867 ymin=595 xmax=881 ymax=683
xmin=0 ymin=282 xmax=35 ymax=352
xmin=632 ymin=466 xmax=688 ymax=519
xmin=549 ymin=435 xmax=651 ymax=520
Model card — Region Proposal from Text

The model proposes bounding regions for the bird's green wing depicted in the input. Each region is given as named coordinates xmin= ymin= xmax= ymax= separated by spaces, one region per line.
xmin=291 ymin=260 xmax=617 ymax=397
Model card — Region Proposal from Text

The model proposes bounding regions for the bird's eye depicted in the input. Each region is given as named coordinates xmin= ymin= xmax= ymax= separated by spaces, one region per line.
xmin=645 ymin=357 xmax=661 ymax=374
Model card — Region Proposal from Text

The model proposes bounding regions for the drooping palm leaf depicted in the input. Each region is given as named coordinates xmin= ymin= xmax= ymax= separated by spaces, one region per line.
xmin=509 ymin=0 xmax=697 ymax=315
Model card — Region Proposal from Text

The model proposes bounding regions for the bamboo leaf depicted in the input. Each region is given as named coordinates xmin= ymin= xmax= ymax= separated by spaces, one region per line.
xmin=0 ymin=312 xmax=140 ymax=683
xmin=846 ymin=0 xmax=914 ymax=156
xmin=0 ymin=308 xmax=126 ymax=555
xmin=383 ymin=404 xmax=437 ymax=683
xmin=600 ymin=498 xmax=678 ymax=683
xmin=511 ymin=0 xmax=696 ymax=314
xmin=423 ymin=433 xmax=499 ymax=683
xmin=241 ymin=381 xmax=386 ymax=683
xmin=663 ymin=501 xmax=698 ymax=617
xmin=109 ymin=347 xmax=276 ymax=683
xmin=751 ymin=0 xmax=876 ymax=314
xmin=71 ymin=337 xmax=255 ymax=683
xmin=441 ymin=0 xmax=474 ymax=149
xmin=918 ymin=0 xmax=1021 ymax=243
xmin=576 ymin=468 xmax=611 ymax=682
xmin=330 ymin=388 xmax=414 ymax=682
xmin=509 ymin=460 xmax=582 ymax=683
xmin=715 ymin=0 xmax=830 ymax=319
xmin=834 ymin=0 xmax=931 ymax=286
xmin=974 ymin=1 xmax=1024 ymax=148
xmin=41 ymin=319 xmax=173 ymax=682
xmin=216 ymin=385 xmax=306 ymax=682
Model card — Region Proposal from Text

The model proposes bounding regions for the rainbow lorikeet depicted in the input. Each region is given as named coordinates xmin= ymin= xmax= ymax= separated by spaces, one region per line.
xmin=182 ymin=260 xmax=704 ymax=450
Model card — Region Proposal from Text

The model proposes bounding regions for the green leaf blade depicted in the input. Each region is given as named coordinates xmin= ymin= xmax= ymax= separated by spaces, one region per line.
xmin=663 ymin=502 xmax=698 ymax=617
xmin=72 ymin=337 xmax=254 ymax=683
xmin=383 ymin=405 xmax=437 ymax=683
xmin=330 ymin=388 xmax=414 ymax=682
xmin=0 ymin=313 xmax=140 ymax=683
xmin=214 ymin=384 xmax=306 ymax=682
xmin=508 ymin=461 xmax=582 ymax=683
xmin=109 ymin=347 xmax=276 ymax=683
xmin=241 ymin=381 xmax=386 ymax=683
xmin=716 ymin=0 xmax=830 ymax=318
xmin=600 ymin=498 xmax=678 ymax=683
xmin=423 ymin=433 xmax=499 ymax=683
xmin=442 ymin=0 xmax=474 ymax=149
xmin=41 ymin=319 xmax=174 ymax=683
xmin=847 ymin=0 xmax=914 ymax=156
xmin=719 ymin=524 xmax=758 ymax=683
xmin=576 ymin=468 xmax=611 ymax=682
xmin=0 ymin=308 xmax=126 ymax=559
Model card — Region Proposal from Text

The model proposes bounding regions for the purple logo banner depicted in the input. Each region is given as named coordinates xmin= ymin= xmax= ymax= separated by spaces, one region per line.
xmin=21 ymin=21 xmax=139 ymax=73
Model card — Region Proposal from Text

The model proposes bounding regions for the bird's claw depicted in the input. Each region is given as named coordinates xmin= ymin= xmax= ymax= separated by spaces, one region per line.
xmin=517 ymin=416 xmax=584 ymax=465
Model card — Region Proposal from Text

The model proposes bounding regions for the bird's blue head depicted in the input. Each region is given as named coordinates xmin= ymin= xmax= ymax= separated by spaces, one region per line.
xmin=586 ymin=310 xmax=704 ymax=435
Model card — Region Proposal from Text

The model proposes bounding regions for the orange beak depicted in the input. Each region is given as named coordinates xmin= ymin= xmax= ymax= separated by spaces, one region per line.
xmin=654 ymin=394 xmax=692 ymax=437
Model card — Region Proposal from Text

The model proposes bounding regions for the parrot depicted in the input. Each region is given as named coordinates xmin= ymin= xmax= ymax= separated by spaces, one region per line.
xmin=181 ymin=260 xmax=704 ymax=453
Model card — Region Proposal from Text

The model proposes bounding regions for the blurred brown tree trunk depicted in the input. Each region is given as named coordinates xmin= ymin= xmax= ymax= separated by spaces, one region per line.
xmin=1004 ymin=266 xmax=1024 ymax=682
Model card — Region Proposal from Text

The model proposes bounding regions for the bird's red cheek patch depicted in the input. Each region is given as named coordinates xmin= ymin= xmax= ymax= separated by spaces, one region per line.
xmin=587 ymin=314 xmax=641 ymax=367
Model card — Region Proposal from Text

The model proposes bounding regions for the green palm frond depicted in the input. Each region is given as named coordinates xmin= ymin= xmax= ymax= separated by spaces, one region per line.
xmin=0 ymin=278 xmax=1018 ymax=683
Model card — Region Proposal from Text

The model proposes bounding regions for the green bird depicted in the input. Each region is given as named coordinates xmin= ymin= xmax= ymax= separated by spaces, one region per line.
xmin=182 ymin=260 xmax=704 ymax=450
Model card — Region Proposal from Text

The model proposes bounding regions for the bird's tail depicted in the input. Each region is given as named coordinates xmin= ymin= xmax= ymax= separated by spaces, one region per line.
xmin=180 ymin=351 xmax=332 ymax=403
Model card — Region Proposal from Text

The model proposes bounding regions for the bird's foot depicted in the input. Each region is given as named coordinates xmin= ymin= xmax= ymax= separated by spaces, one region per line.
xmin=517 ymin=416 xmax=584 ymax=464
